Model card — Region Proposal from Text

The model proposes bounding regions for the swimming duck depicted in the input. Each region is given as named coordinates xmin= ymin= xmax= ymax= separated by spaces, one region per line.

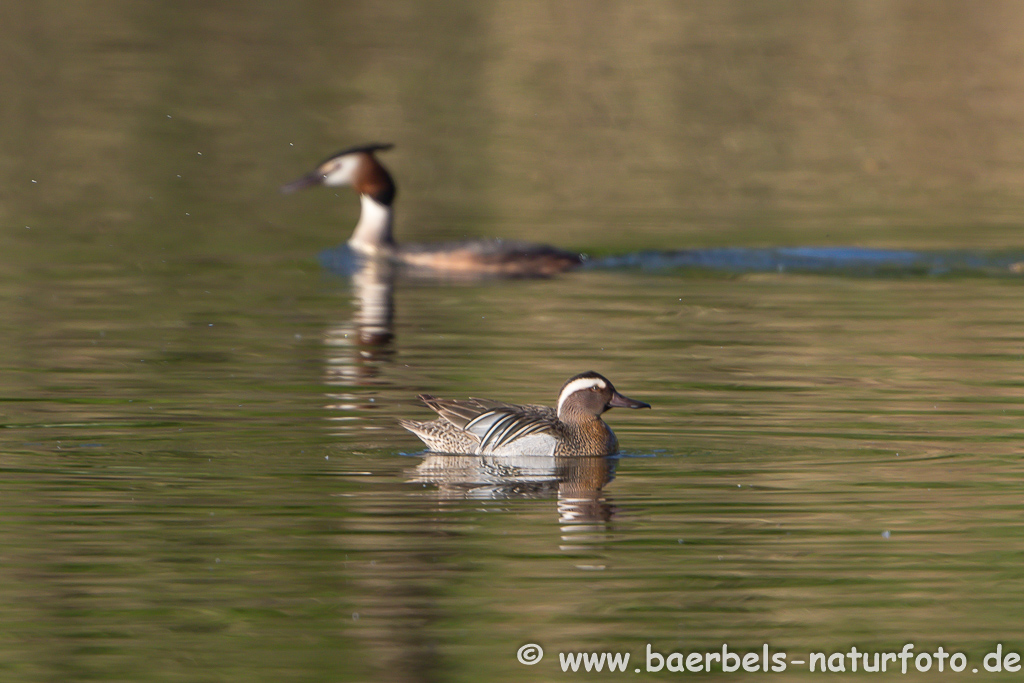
xmin=282 ymin=143 xmax=583 ymax=277
xmin=400 ymin=371 xmax=650 ymax=456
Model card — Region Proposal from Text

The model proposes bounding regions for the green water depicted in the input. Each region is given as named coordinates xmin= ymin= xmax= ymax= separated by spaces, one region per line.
xmin=5 ymin=3 xmax=1024 ymax=682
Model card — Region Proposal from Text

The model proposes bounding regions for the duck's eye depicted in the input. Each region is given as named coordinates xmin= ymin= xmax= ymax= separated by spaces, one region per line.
xmin=590 ymin=386 xmax=601 ymax=392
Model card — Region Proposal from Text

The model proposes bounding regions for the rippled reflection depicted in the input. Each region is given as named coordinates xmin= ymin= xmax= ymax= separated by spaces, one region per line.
xmin=323 ymin=252 xmax=396 ymax=391
xmin=409 ymin=453 xmax=618 ymax=528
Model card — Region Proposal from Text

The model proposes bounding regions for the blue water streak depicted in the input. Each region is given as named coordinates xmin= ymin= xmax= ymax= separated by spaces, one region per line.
xmin=589 ymin=247 xmax=1024 ymax=277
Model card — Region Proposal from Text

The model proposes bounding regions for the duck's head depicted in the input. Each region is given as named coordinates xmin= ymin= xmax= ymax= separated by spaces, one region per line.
xmin=282 ymin=143 xmax=396 ymax=206
xmin=556 ymin=371 xmax=651 ymax=423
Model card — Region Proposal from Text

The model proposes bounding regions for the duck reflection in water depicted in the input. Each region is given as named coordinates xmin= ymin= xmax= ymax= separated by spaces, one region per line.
xmin=409 ymin=453 xmax=619 ymax=528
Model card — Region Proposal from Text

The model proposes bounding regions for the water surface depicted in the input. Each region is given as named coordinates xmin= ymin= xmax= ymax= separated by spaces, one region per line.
xmin=6 ymin=264 xmax=1024 ymax=681
xmin=4 ymin=2 xmax=1024 ymax=682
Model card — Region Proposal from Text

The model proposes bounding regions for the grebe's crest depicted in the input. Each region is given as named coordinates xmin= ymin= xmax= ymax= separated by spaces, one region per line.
xmin=320 ymin=142 xmax=394 ymax=163
xmin=283 ymin=142 xmax=396 ymax=206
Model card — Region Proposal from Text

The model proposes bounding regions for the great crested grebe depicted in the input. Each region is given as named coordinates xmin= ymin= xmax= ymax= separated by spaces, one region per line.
xmin=399 ymin=371 xmax=650 ymax=456
xmin=282 ymin=143 xmax=583 ymax=277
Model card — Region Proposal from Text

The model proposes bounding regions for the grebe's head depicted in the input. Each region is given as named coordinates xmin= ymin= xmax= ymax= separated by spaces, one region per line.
xmin=281 ymin=143 xmax=396 ymax=206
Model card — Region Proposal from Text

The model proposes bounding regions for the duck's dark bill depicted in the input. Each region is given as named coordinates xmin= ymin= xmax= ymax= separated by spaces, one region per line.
xmin=609 ymin=392 xmax=651 ymax=409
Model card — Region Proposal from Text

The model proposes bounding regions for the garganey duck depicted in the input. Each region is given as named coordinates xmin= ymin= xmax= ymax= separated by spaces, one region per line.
xmin=399 ymin=371 xmax=650 ymax=456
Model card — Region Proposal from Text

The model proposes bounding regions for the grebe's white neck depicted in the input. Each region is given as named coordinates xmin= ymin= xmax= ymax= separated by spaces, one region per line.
xmin=348 ymin=194 xmax=395 ymax=254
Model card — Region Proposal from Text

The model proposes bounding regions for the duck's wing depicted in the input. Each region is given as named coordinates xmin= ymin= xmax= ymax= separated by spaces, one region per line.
xmin=418 ymin=395 xmax=558 ymax=452
xmin=418 ymin=395 xmax=506 ymax=428
xmin=469 ymin=408 xmax=559 ymax=453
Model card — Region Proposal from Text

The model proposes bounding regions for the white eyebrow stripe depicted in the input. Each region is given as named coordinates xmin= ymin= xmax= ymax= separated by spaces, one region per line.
xmin=556 ymin=377 xmax=606 ymax=414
